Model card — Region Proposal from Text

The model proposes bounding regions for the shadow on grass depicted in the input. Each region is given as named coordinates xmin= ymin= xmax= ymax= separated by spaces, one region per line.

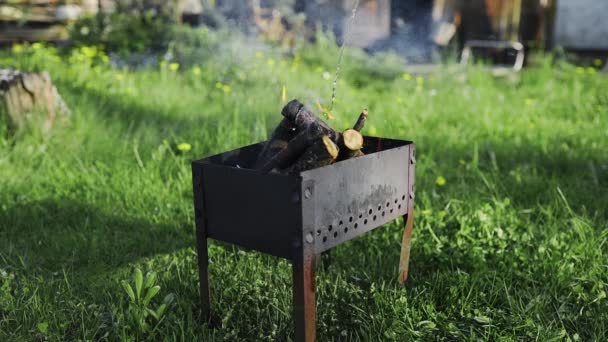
xmin=0 ymin=198 xmax=193 ymax=274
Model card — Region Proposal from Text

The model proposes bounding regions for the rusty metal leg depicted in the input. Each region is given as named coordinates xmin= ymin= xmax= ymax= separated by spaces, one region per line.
xmin=193 ymin=166 xmax=211 ymax=321
xmin=293 ymin=252 xmax=316 ymax=342
xmin=196 ymin=233 xmax=211 ymax=321
xmin=398 ymin=208 xmax=414 ymax=284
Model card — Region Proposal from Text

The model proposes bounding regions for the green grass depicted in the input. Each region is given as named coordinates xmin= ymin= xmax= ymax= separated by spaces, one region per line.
xmin=1 ymin=40 xmax=607 ymax=341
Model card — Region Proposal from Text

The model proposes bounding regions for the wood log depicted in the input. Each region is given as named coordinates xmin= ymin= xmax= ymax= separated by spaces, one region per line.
xmin=337 ymin=128 xmax=364 ymax=161
xmin=258 ymin=122 xmax=326 ymax=172
xmin=1 ymin=69 xmax=69 ymax=134
xmin=254 ymin=118 xmax=297 ymax=168
xmin=285 ymin=135 xmax=339 ymax=174
xmin=281 ymin=99 xmax=338 ymax=142
xmin=353 ymin=109 xmax=368 ymax=132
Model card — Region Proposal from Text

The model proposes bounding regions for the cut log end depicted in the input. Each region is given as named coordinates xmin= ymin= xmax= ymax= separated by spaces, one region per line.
xmin=342 ymin=129 xmax=363 ymax=151
xmin=321 ymin=135 xmax=339 ymax=160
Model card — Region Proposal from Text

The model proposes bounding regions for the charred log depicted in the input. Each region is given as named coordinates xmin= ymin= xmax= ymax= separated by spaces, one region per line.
xmin=285 ymin=135 xmax=339 ymax=174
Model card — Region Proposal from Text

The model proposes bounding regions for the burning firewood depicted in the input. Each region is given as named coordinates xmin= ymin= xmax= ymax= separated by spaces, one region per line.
xmin=256 ymin=99 xmax=369 ymax=173
xmin=258 ymin=121 xmax=326 ymax=172
xmin=337 ymin=128 xmax=364 ymax=161
xmin=254 ymin=118 xmax=297 ymax=169
xmin=281 ymin=99 xmax=339 ymax=142
xmin=284 ymin=135 xmax=339 ymax=174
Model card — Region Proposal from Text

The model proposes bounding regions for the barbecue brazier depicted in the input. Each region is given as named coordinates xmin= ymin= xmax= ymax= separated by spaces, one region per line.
xmin=192 ymin=136 xmax=416 ymax=342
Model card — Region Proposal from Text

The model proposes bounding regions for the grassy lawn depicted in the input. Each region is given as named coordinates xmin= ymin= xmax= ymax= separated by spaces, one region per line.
xmin=1 ymin=40 xmax=607 ymax=340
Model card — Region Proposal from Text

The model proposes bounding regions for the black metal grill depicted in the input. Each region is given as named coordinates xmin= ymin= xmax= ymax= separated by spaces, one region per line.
xmin=192 ymin=136 xmax=416 ymax=342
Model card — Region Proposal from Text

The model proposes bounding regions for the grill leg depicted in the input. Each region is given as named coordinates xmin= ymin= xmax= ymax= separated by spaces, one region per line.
xmin=293 ymin=252 xmax=316 ymax=342
xmin=398 ymin=208 xmax=415 ymax=283
xmin=196 ymin=233 xmax=211 ymax=321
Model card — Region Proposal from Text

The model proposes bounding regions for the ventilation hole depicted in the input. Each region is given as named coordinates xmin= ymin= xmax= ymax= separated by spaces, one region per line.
xmin=386 ymin=202 xmax=390 ymax=207
xmin=377 ymin=205 xmax=382 ymax=211
xmin=390 ymin=209 xmax=394 ymax=213
xmin=359 ymin=213 xmax=363 ymax=219
xmin=344 ymin=227 xmax=348 ymax=233
xmin=398 ymin=204 xmax=402 ymax=209
xmin=349 ymin=216 xmax=353 ymax=222
xmin=364 ymin=219 xmax=368 ymax=224
xmin=402 ymin=195 xmax=406 ymax=200
xmin=394 ymin=199 xmax=398 ymax=204
xmin=339 ymin=220 xmax=343 ymax=225
xmin=333 ymin=232 xmax=338 ymax=238
xmin=328 ymin=225 xmax=333 ymax=231
xmin=373 ymin=215 xmax=377 ymax=221
xmin=354 ymin=223 xmax=358 ymax=229
xmin=316 ymin=229 xmax=321 ymax=236
xmin=382 ymin=211 xmax=385 ymax=217
xmin=368 ymin=209 xmax=373 ymax=215
xmin=323 ymin=236 xmax=327 ymax=243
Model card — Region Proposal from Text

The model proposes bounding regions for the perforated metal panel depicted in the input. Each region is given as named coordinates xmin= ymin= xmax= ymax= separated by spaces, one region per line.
xmin=300 ymin=143 xmax=412 ymax=254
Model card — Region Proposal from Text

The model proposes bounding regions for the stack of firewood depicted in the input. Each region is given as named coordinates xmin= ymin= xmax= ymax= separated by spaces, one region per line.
xmin=255 ymin=99 xmax=368 ymax=174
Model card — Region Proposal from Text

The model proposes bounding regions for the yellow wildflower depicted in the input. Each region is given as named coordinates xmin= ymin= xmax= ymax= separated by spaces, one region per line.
xmin=594 ymin=59 xmax=603 ymax=67
xmin=222 ymin=84 xmax=231 ymax=93
xmin=267 ymin=58 xmax=275 ymax=66
xmin=31 ymin=42 xmax=43 ymax=50
xmin=11 ymin=44 xmax=23 ymax=54
xmin=115 ymin=74 xmax=124 ymax=81
xmin=169 ymin=63 xmax=180 ymax=72
xmin=191 ymin=66 xmax=202 ymax=76
xmin=416 ymin=76 xmax=424 ymax=85
xmin=436 ymin=176 xmax=447 ymax=187
xmin=177 ymin=143 xmax=192 ymax=152
xmin=438 ymin=210 xmax=447 ymax=218
xmin=402 ymin=73 xmax=412 ymax=81
xmin=421 ymin=209 xmax=433 ymax=216
xmin=255 ymin=51 xmax=264 ymax=59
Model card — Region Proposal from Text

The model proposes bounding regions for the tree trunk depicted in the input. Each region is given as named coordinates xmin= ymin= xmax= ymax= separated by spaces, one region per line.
xmin=1 ymin=69 xmax=69 ymax=134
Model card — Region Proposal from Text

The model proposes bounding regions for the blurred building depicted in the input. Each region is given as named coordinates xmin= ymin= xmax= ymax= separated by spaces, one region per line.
xmin=297 ymin=0 xmax=607 ymax=61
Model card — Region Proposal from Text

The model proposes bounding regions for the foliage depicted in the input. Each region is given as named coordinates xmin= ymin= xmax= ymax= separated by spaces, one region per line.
xmin=69 ymin=0 xmax=179 ymax=56
xmin=119 ymin=268 xmax=174 ymax=338
xmin=0 ymin=38 xmax=607 ymax=340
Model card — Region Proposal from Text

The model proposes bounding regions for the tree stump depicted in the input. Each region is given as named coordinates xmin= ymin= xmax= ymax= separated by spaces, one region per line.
xmin=0 ymin=69 xmax=70 ymax=134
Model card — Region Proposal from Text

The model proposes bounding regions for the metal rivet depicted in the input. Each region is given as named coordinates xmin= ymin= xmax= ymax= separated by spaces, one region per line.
xmin=305 ymin=233 xmax=314 ymax=243
xmin=304 ymin=187 xmax=312 ymax=199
